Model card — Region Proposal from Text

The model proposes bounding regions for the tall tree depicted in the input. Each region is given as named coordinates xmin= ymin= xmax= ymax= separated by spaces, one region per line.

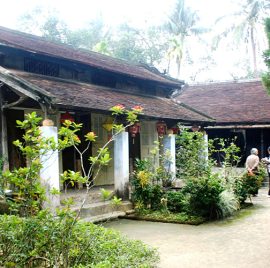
xmin=214 ymin=0 xmax=269 ymax=77
xmin=262 ymin=18 xmax=270 ymax=95
xmin=164 ymin=0 xmax=204 ymax=78
xmin=110 ymin=24 xmax=169 ymax=67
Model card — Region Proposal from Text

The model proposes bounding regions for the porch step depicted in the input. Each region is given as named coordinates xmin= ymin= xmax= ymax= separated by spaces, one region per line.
xmin=72 ymin=200 xmax=133 ymax=218
xmin=82 ymin=211 xmax=126 ymax=223
xmin=60 ymin=186 xmax=114 ymax=205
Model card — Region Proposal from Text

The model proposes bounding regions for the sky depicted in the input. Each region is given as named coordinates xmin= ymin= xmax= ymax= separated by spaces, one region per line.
xmin=0 ymin=0 xmax=267 ymax=82
xmin=0 ymin=0 xmax=238 ymax=30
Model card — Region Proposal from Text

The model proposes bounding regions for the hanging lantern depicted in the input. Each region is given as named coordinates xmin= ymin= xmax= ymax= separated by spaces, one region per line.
xmin=102 ymin=117 xmax=114 ymax=141
xmin=171 ymin=127 xmax=179 ymax=134
xmin=129 ymin=122 xmax=140 ymax=144
xmin=129 ymin=122 xmax=141 ymax=138
xmin=102 ymin=117 xmax=114 ymax=132
xmin=156 ymin=121 xmax=167 ymax=136
xmin=60 ymin=112 xmax=74 ymax=124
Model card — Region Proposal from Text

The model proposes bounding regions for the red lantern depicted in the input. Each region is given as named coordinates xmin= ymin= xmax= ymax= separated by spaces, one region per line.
xmin=156 ymin=121 xmax=167 ymax=136
xmin=171 ymin=127 xmax=179 ymax=134
xmin=60 ymin=112 xmax=74 ymax=124
xmin=129 ymin=122 xmax=141 ymax=138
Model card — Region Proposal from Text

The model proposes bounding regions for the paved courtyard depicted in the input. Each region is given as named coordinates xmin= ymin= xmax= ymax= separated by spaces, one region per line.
xmin=104 ymin=187 xmax=270 ymax=268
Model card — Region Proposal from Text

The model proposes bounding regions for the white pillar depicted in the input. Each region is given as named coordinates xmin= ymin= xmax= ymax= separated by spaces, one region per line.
xmin=40 ymin=126 xmax=60 ymax=210
xmin=114 ymin=131 xmax=129 ymax=199
xmin=203 ymin=130 xmax=208 ymax=162
xmin=163 ymin=134 xmax=176 ymax=179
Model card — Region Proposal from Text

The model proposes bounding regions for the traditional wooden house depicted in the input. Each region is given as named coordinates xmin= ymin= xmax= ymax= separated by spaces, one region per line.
xmin=0 ymin=26 xmax=211 ymax=201
xmin=176 ymin=80 xmax=270 ymax=165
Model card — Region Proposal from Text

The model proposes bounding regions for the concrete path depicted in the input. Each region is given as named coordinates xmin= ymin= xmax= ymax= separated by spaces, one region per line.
xmin=104 ymin=187 xmax=270 ymax=268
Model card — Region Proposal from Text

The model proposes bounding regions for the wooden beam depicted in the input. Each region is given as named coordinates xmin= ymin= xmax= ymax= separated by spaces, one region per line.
xmin=0 ymin=66 xmax=52 ymax=105
xmin=206 ymin=125 xmax=270 ymax=129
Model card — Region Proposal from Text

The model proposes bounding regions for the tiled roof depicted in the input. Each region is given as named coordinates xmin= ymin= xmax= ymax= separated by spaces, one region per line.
xmin=0 ymin=26 xmax=182 ymax=87
xmin=176 ymin=80 xmax=270 ymax=124
xmin=8 ymin=70 xmax=210 ymax=122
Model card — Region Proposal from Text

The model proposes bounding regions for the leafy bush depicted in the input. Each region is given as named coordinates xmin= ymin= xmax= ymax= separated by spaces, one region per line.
xmin=131 ymin=176 xmax=164 ymax=211
xmin=182 ymin=173 xmax=225 ymax=219
xmin=176 ymin=127 xmax=209 ymax=180
xmin=131 ymin=159 xmax=165 ymax=210
xmin=166 ymin=191 xmax=187 ymax=213
xmin=0 ymin=211 xmax=158 ymax=268
xmin=233 ymin=177 xmax=249 ymax=204
xmin=235 ymin=168 xmax=266 ymax=201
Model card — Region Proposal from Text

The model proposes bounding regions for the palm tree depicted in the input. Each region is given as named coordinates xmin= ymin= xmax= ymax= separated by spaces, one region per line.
xmin=214 ymin=0 xmax=269 ymax=77
xmin=164 ymin=0 xmax=204 ymax=78
xmin=262 ymin=17 xmax=270 ymax=95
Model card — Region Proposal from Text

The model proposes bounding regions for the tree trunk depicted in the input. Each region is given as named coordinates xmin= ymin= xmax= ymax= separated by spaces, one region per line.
xmin=250 ymin=25 xmax=258 ymax=77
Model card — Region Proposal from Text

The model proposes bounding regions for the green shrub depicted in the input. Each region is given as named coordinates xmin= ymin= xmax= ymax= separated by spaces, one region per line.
xmin=166 ymin=191 xmax=187 ymax=213
xmin=176 ymin=128 xmax=209 ymax=180
xmin=0 ymin=211 xmax=159 ymax=268
xmin=182 ymin=173 xmax=225 ymax=219
xmin=233 ymin=176 xmax=249 ymax=203
xmin=131 ymin=159 xmax=165 ymax=210
xmin=131 ymin=178 xmax=164 ymax=211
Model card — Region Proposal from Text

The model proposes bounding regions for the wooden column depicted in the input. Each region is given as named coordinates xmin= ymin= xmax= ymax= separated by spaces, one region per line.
xmin=0 ymin=88 xmax=9 ymax=170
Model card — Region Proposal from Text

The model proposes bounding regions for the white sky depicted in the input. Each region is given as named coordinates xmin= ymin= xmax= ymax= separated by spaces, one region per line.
xmin=0 ymin=0 xmax=237 ymax=30
xmin=0 ymin=0 xmax=267 ymax=82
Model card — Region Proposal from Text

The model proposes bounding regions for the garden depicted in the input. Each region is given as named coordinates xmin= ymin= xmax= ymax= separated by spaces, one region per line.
xmin=0 ymin=106 xmax=159 ymax=268
xmin=0 ymin=108 xmax=266 ymax=267
xmin=128 ymin=127 xmax=266 ymax=225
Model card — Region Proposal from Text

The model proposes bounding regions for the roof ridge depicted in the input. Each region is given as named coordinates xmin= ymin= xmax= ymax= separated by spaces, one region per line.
xmin=187 ymin=79 xmax=262 ymax=87
xmin=173 ymin=99 xmax=215 ymax=121
xmin=0 ymin=26 xmax=182 ymax=87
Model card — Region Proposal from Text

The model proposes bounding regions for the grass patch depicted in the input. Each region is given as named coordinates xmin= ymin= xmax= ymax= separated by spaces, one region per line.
xmin=121 ymin=210 xmax=206 ymax=225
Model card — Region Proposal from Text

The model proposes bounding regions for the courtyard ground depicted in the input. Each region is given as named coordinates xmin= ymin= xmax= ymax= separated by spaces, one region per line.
xmin=104 ymin=187 xmax=270 ymax=268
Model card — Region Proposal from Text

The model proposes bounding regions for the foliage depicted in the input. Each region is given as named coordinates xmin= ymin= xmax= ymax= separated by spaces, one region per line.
xmin=131 ymin=159 xmax=164 ymax=210
xmin=176 ymin=127 xmax=209 ymax=180
xmin=1 ymin=104 xmax=142 ymax=216
xmin=0 ymin=105 xmax=159 ymax=267
xmin=213 ymin=0 xmax=269 ymax=77
xmin=0 ymin=211 xmax=159 ymax=268
xmin=182 ymin=173 xmax=225 ymax=219
xmin=166 ymin=191 xmax=187 ymax=213
xmin=240 ymin=166 xmax=265 ymax=197
xmin=132 ymin=180 xmax=164 ymax=211
xmin=164 ymin=0 xmax=206 ymax=77
xmin=217 ymin=189 xmax=240 ymax=218
xmin=233 ymin=176 xmax=249 ymax=204
xmin=100 ymin=188 xmax=112 ymax=201
xmin=1 ymin=113 xmax=54 ymax=216
xmin=111 ymin=24 xmax=169 ymax=66
xmin=263 ymin=17 xmax=270 ymax=95
xmin=110 ymin=196 xmax=123 ymax=207
xmin=155 ymin=139 xmax=175 ymax=187
xmin=133 ymin=209 xmax=205 ymax=225
xmin=134 ymin=128 xmax=252 ymax=220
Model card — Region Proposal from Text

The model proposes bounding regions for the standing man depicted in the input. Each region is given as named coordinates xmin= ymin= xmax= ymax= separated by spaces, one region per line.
xmin=245 ymin=148 xmax=260 ymax=196
xmin=245 ymin=148 xmax=260 ymax=175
